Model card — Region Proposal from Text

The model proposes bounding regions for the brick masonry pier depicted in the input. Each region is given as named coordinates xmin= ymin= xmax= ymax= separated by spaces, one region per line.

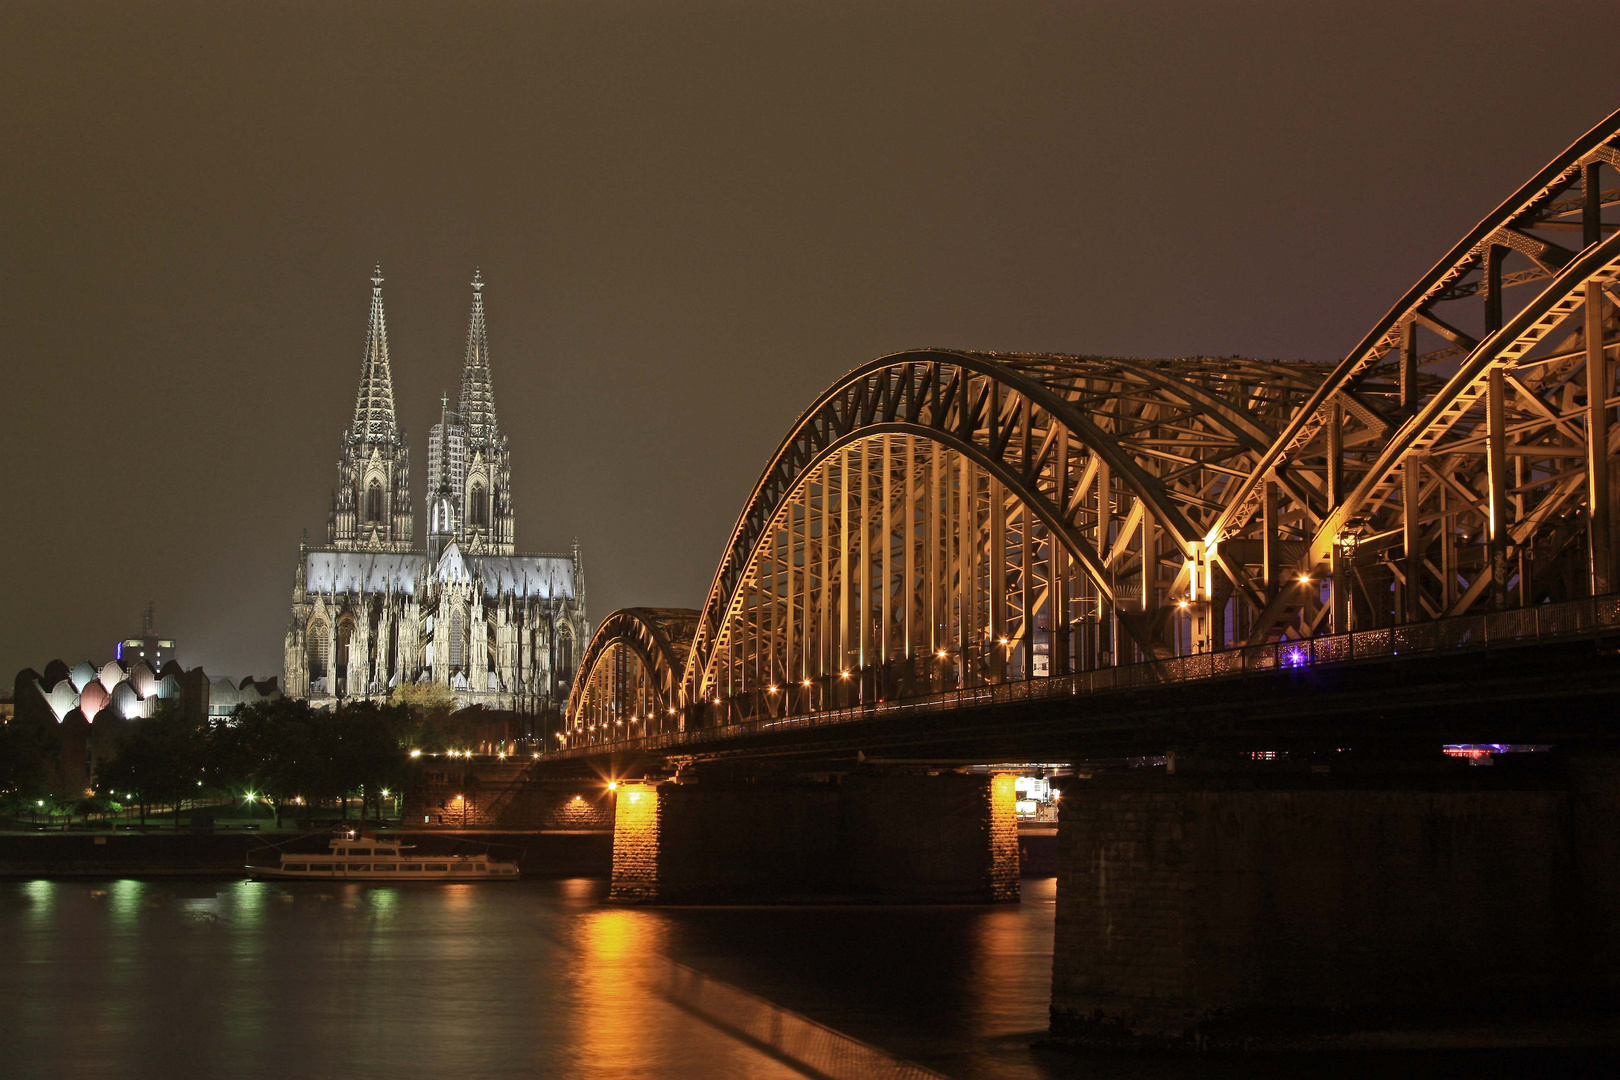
xmin=402 ymin=760 xmax=614 ymax=831
xmin=1049 ymin=755 xmax=1620 ymax=1048
xmin=608 ymin=770 xmax=1020 ymax=904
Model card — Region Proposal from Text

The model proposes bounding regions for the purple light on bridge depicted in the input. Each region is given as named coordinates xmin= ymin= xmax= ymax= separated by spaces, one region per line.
xmin=1285 ymin=647 xmax=1308 ymax=668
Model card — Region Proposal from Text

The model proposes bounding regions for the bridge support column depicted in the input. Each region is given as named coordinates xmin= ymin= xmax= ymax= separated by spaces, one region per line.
xmin=607 ymin=770 xmax=1020 ymax=905
xmin=606 ymin=781 xmax=662 ymax=903
xmin=1050 ymin=758 xmax=1620 ymax=1048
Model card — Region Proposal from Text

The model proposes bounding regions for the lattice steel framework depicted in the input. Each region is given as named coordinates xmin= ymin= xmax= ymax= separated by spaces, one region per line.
xmin=562 ymin=106 xmax=1620 ymax=748
xmin=566 ymin=608 xmax=696 ymax=744
xmin=1213 ymin=106 xmax=1620 ymax=639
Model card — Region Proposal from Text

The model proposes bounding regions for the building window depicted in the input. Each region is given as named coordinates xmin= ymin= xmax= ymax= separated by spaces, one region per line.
xmin=449 ymin=610 xmax=464 ymax=671
xmin=366 ymin=479 xmax=384 ymax=523
xmin=557 ymin=628 xmax=574 ymax=682
xmin=308 ymin=622 xmax=330 ymax=680
xmin=335 ymin=621 xmax=353 ymax=675
xmin=468 ymin=483 xmax=488 ymax=528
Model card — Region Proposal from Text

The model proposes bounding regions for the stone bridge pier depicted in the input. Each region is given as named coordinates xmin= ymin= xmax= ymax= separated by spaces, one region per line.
xmin=607 ymin=769 xmax=1021 ymax=905
xmin=1048 ymin=754 xmax=1620 ymax=1048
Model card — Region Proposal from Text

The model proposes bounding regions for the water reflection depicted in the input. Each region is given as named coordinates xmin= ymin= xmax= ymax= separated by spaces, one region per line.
xmin=1 ymin=877 xmax=1605 ymax=1080
xmin=969 ymin=878 xmax=1056 ymax=1043
xmin=573 ymin=907 xmax=669 ymax=1075
xmin=108 ymin=878 xmax=142 ymax=926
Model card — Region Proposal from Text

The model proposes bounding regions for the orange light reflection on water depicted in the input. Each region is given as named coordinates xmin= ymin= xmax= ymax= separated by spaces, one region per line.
xmin=571 ymin=906 xmax=671 ymax=1075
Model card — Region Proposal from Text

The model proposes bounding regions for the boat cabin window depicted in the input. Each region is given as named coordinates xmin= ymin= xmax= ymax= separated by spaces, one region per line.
xmin=424 ymin=863 xmax=449 ymax=871
xmin=284 ymin=864 xmax=307 ymax=871
xmin=372 ymin=864 xmax=395 ymax=871
xmin=348 ymin=863 xmax=369 ymax=871
xmin=475 ymin=863 xmax=486 ymax=871
xmin=375 ymin=848 xmax=396 ymax=856
xmin=349 ymin=848 xmax=372 ymax=856
xmin=400 ymin=864 xmax=422 ymax=871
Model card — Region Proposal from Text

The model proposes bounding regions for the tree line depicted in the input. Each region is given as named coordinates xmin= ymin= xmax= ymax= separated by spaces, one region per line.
xmin=2 ymin=683 xmax=480 ymax=829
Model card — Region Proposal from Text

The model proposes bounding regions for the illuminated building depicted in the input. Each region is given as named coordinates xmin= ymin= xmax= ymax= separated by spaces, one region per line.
xmin=10 ymin=655 xmax=280 ymax=793
xmin=283 ymin=267 xmax=589 ymax=711
xmin=115 ymin=600 xmax=176 ymax=669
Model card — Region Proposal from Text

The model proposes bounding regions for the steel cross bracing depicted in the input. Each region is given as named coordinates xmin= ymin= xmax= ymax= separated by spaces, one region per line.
xmin=558 ymin=106 xmax=1620 ymax=752
xmin=567 ymin=608 xmax=696 ymax=744
xmin=1213 ymin=106 xmax=1620 ymax=641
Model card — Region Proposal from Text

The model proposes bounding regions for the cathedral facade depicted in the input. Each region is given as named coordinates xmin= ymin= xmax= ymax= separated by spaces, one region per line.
xmin=284 ymin=268 xmax=587 ymax=713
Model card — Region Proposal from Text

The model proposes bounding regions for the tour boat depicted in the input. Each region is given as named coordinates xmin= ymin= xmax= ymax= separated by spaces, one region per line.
xmin=246 ymin=834 xmax=520 ymax=881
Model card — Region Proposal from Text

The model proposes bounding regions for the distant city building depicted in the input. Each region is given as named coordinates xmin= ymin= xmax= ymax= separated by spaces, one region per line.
xmin=116 ymin=600 xmax=177 ymax=668
xmin=284 ymin=268 xmax=588 ymax=713
xmin=11 ymin=654 xmax=280 ymax=794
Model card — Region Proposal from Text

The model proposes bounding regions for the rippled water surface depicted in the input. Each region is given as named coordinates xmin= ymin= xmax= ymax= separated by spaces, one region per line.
xmin=2 ymin=876 xmax=1614 ymax=1080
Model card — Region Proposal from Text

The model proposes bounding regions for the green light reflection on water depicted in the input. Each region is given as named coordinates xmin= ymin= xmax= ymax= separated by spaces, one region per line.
xmin=108 ymin=879 xmax=143 ymax=929
xmin=366 ymin=887 xmax=398 ymax=917
xmin=229 ymin=879 xmax=266 ymax=932
xmin=21 ymin=879 xmax=55 ymax=928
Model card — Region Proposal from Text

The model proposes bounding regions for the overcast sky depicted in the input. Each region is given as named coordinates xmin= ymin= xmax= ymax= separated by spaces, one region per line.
xmin=4 ymin=1 xmax=1619 ymax=681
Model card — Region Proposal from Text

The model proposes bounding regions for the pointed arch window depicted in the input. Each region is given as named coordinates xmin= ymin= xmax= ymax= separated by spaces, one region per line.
xmin=468 ymin=483 xmax=488 ymax=529
xmin=307 ymin=621 xmax=330 ymax=680
xmin=449 ymin=610 xmax=464 ymax=671
xmin=335 ymin=620 xmax=353 ymax=674
xmin=556 ymin=626 xmax=574 ymax=682
xmin=366 ymin=479 xmax=384 ymax=523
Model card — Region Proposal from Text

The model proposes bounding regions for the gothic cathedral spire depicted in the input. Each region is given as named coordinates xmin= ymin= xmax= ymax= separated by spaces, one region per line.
xmin=453 ymin=268 xmax=514 ymax=555
xmin=459 ymin=268 xmax=497 ymax=447
xmin=330 ymin=264 xmax=413 ymax=552
xmin=353 ymin=264 xmax=400 ymax=443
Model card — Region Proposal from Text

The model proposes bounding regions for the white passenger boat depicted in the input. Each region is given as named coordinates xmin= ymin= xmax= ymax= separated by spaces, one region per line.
xmin=246 ymin=834 xmax=520 ymax=881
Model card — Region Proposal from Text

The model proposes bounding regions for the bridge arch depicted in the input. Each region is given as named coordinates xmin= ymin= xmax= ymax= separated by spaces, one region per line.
xmin=680 ymin=350 xmax=1328 ymax=712
xmin=558 ymin=107 xmax=1620 ymax=753
xmin=564 ymin=607 xmax=696 ymax=747
xmin=1211 ymin=106 xmax=1620 ymax=638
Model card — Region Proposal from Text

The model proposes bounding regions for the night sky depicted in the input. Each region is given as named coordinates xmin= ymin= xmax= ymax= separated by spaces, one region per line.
xmin=4 ymin=2 xmax=1619 ymax=681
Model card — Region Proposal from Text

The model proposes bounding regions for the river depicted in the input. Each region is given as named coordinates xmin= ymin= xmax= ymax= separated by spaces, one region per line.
xmin=1 ymin=876 xmax=1612 ymax=1079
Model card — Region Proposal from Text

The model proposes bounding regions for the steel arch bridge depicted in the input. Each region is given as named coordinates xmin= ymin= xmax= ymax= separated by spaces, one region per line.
xmin=560 ymin=105 xmax=1620 ymax=753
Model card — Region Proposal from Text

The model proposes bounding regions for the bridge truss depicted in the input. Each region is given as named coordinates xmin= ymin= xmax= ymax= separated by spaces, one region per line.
xmin=561 ymin=106 xmax=1620 ymax=750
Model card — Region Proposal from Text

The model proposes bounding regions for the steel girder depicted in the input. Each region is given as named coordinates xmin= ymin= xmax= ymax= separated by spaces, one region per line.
xmin=565 ymin=607 xmax=695 ymax=745
xmin=562 ymin=107 xmax=1620 ymax=749
xmin=678 ymin=350 xmax=1325 ymax=714
xmin=1213 ymin=107 xmax=1620 ymax=640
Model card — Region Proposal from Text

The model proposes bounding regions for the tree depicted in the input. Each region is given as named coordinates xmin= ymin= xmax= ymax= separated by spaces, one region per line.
xmin=0 ymin=708 xmax=57 ymax=818
xmin=389 ymin=682 xmax=455 ymax=752
xmin=94 ymin=705 xmax=207 ymax=828
xmin=208 ymin=697 xmax=339 ymax=828
xmin=327 ymin=701 xmax=412 ymax=831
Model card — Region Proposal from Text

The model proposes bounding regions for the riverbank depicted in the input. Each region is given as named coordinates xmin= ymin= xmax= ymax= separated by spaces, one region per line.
xmin=0 ymin=829 xmax=613 ymax=877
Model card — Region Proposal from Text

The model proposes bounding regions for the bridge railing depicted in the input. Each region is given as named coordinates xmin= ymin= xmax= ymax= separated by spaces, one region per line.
xmin=551 ymin=593 xmax=1620 ymax=759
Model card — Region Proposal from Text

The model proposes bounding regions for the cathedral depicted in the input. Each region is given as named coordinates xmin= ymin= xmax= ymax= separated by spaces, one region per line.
xmin=283 ymin=267 xmax=588 ymax=713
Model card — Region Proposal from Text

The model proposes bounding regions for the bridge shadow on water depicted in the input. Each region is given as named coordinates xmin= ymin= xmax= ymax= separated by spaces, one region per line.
xmin=560 ymin=877 xmax=1620 ymax=1080
xmin=0 ymin=875 xmax=1615 ymax=1078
